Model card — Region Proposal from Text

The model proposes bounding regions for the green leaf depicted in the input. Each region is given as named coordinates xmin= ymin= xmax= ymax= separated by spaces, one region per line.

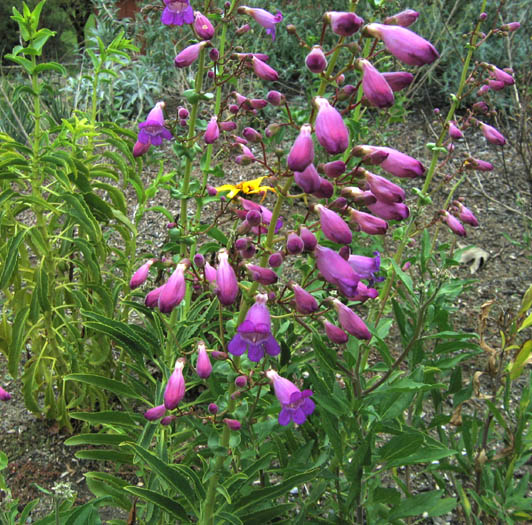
xmin=378 ymin=433 xmax=424 ymax=464
xmin=207 ymin=227 xmax=228 ymax=246
xmin=389 ymin=259 xmax=414 ymax=295
xmin=123 ymin=486 xmax=188 ymax=520
xmin=389 ymin=491 xmax=456 ymax=520
xmin=510 ymin=340 xmax=532 ymax=380
xmin=239 ymin=503 xmax=295 ymax=524
xmin=216 ymin=512 xmax=243 ymax=525
xmin=122 ymin=442 xmax=198 ymax=514
xmin=64 ymin=374 xmax=148 ymax=403
xmin=35 ymin=259 xmax=50 ymax=312
xmin=70 ymin=410 xmax=145 ymax=428
xmin=0 ymin=230 xmax=27 ymax=289
xmin=75 ymin=450 xmax=133 ymax=463
xmin=64 ymin=433 xmax=128 ymax=447
xmin=8 ymin=306 xmax=30 ymax=377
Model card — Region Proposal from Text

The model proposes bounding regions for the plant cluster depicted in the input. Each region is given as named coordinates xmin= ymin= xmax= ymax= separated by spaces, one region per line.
xmin=0 ymin=1 xmax=531 ymax=524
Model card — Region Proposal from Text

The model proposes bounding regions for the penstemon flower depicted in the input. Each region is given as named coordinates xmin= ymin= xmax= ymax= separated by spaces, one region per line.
xmin=228 ymin=294 xmax=281 ymax=362
xmin=136 ymin=102 xmax=173 ymax=151
xmin=266 ymin=370 xmax=315 ymax=426
xmin=216 ymin=249 xmax=239 ymax=306
xmin=164 ymin=359 xmax=186 ymax=410
xmin=314 ymin=97 xmax=349 ymax=155
xmin=161 ymin=0 xmax=194 ymax=26
xmin=358 ymin=59 xmax=395 ymax=109
xmin=239 ymin=6 xmax=283 ymax=41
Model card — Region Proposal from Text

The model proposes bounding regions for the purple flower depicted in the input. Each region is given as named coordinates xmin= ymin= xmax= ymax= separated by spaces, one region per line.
xmin=314 ymin=97 xmax=349 ymax=155
xmin=196 ymin=341 xmax=212 ymax=379
xmin=348 ymin=281 xmax=378 ymax=303
xmin=480 ymin=122 xmax=506 ymax=146
xmin=347 ymin=252 xmax=381 ymax=283
xmin=358 ymin=59 xmax=394 ymax=108
xmin=268 ymin=252 xmax=283 ymax=268
xmin=332 ymin=298 xmax=371 ymax=340
xmin=130 ymin=259 xmax=155 ymax=289
xmin=158 ymin=261 xmax=188 ymax=314
xmin=145 ymin=285 xmax=164 ymax=308
xmin=251 ymin=56 xmax=278 ymax=81
xmin=193 ymin=11 xmax=214 ymax=40
xmin=364 ymin=23 xmax=439 ymax=66
xmin=204 ymin=116 xmax=220 ymax=144
xmin=228 ymin=294 xmax=281 ymax=362
xmin=353 ymin=145 xmax=425 ymax=178
xmin=455 ymin=202 xmax=479 ymax=227
xmin=0 ymin=386 xmax=11 ymax=401
xmin=313 ymin=177 xmax=334 ymax=199
xmin=175 ymin=41 xmax=209 ymax=68
xmin=240 ymin=6 xmax=283 ymax=40
xmin=449 ymin=121 xmax=464 ymax=140
xmin=224 ymin=418 xmax=242 ymax=430
xmin=266 ymin=90 xmax=285 ymax=106
xmin=162 ymin=0 xmax=194 ymax=26
xmin=164 ymin=359 xmax=186 ymax=410
xmin=138 ymin=102 xmax=173 ymax=147
xmin=287 ymin=124 xmax=314 ymax=172
xmin=216 ymin=249 xmax=239 ymax=306
xmin=246 ymin=264 xmax=278 ymax=285
xmin=144 ymin=404 xmax=166 ymax=421
xmin=294 ymin=163 xmax=321 ymax=194
xmin=383 ymin=9 xmax=419 ymax=27
xmin=363 ymin=170 xmax=405 ymax=203
xmin=286 ymin=232 xmax=304 ymax=255
xmin=305 ymin=46 xmax=327 ymax=74
xmin=266 ymin=370 xmax=315 ymax=426
xmin=381 ymin=72 xmax=414 ymax=92
xmin=441 ymin=210 xmax=466 ymax=237
xmin=133 ymin=140 xmax=151 ymax=157
xmin=325 ymin=11 xmax=364 ymax=36
xmin=204 ymin=261 xmax=217 ymax=283
xmin=464 ymin=157 xmax=493 ymax=171
xmin=322 ymin=319 xmax=348 ymax=344
xmin=315 ymin=204 xmax=352 ymax=245
xmin=208 ymin=403 xmax=218 ymax=414
xmin=348 ymin=208 xmax=388 ymax=235
xmin=291 ymin=283 xmax=319 ymax=314
xmin=300 ymin=227 xmax=317 ymax=251
xmin=314 ymin=245 xmax=360 ymax=297
xmin=322 ymin=160 xmax=346 ymax=178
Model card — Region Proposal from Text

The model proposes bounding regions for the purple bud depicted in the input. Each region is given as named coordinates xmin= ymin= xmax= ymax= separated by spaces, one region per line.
xmin=381 ymin=72 xmax=414 ymax=92
xmin=161 ymin=415 xmax=177 ymax=426
xmin=480 ymin=122 xmax=506 ymax=146
xmin=449 ymin=121 xmax=464 ymax=140
xmin=338 ymin=246 xmax=350 ymax=260
xmin=314 ymin=97 xmax=349 ymax=155
xmin=196 ymin=341 xmax=212 ymax=379
xmin=312 ymin=176 xmax=334 ymax=199
xmin=329 ymin=197 xmax=347 ymax=211
xmin=287 ymin=124 xmax=314 ymax=172
xmin=240 ymin=245 xmax=256 ymax=259
xmin=442 ymin=210 xmax=466 ymax=237
xmin=294 ymin=163 xmax=321 ymax=194
xmin=300 ymin=227 xmax=317 ymax=251
xmin=211 ymin=350 xmax=228 ymax=360
xmin=194 ymin=11 xmax=215 ymax=40
xmin=322 ymin=319 xmax=349 ymax=344
xmin=216 ymin=249 xmax=239 ymax=305
xmin=246 ymin=264 xmax=278 ymax=285
xmin=348 ymin=208 xmax=388 ymax=235
xmin=251 ymin=56 xmax=278 ymax=82
xmin=286 ymin=233 xmax=304 ymax=255
xmin=223 ymin=418 xmax=241 ymax=431
xmin=464 ymin=157 xmax=493 ymax=171
xmin=235 ymin=375 xmax=248 ymax=388
xmin=229 ymin=104 xmax=239 ymax=114
xmin=500 ymin=22 xmax=520 ymax=32
xmin=267 ymin=90 xmax=285 ymax=106
xmin=455 ymin=202 xmax=479 ymax=227
xmin=315 ymin=204 xmax=352 ymax=245
xmin=358 ymin=59 xmax=394 ymax=108
xmin=322 ymin=160 xmax=346 ymax=178
xmin=133 ymin=140 xmax=150 ymax=157
xmin=207 ymin=185 xmax=218 ymax=196
xmin=0 ymin=386 xmax=11 ymax=401
xmin=246 ymin=209 xmax=261 ymax=226
xmin=208 ymin=403 xmax=219 ymax=414
xmin=363 ymin=170 xmax=405 ymax=203
xmin=158 ymin=261 xmax=188 ymax=314
xmin=193 ymin=253 xmax=205 ymax=267
xmin=332 ymin=298 xmax=371 ymax=340
xmin=291 ymin=283 xmax=319 ymax=314
xmin=265 ymin=123 xmax=281 ymax=137
xmin=236 ymin=23 xmax=251 ymax=35
xmin=243 ymin=127 xmax=262 ymax=142
xmin=178 ymin=107 xmax=189 ymax=119
xmin=175 ymin=41 xmax=210 ymax=68
xmin=130 ymin=259 xmax=155 ymax=289
xmin=383 ymin=9 xmax=419 ymax=27
xmin=219 ymin=121 xmax=236 ymax=132
xmin=144 ymin=404 xmax=166 ymax=421
xmin=204 ymin=116 xmax=220 ymax=144
xmin=235 ymin=238 xmax=250 ymax=251
xmin=326 ymin=11 xmax=364 ymax=36
xmin=314 ymin=245 xmax=360 ymax=297
xmin=209 ymin=48 xmax=220 ymax=62
xmin=268 ymin=252 xmax=284 ymax=268
xmin=367 ymin=201 xmax=409 ymax=221
xmin=164 ymin=359 xmax=186 ymax=410
xmin=145 ymin=285 xmax=164 ymax=308
xmin=341 ymin=186 xmax=377 ymax=206
xmin=305 ymin=46 xmax=328 ymax=74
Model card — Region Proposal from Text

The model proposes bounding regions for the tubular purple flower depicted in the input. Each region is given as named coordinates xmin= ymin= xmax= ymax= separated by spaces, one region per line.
xmin=353 ymin=145 xmax=425 ymax=178
xmin=246 ymin=264 xmax=278 ymax=285
xmin=305 ymin=46 xmax=327 ymax=74
xmin=144 ymin=404 xmax=166 ymax=421
xmin=314 ymin=245 xmax=360 ymax=297
xmin=326 ymin=11 xmax=364 ymax=36
xmin=322 ymin=160 xmax=346 ymax=178
xmin=130 ymin=259 xmax=155 ymax=289
xmin=161 ymin=415 xmax=177 ymax=425
xmin=449 ymin=121 xmax=464 ymax=140
xmin=267 ymin=90 xmax=285 ymax=106
xmin=300 ymin=227 xmax=317 ymax=251
xmin=358 ymin=59 xmax=395 ymax=108
xmin=158 ymin=261 xmax=188 ymax=314
xmin=332 ymin=298 xmax=371 ymax=340
xmin=367 ymin=201 xmax=409 ymax=221
xmin=341 ymin=186 xmax=377 ymax=206
xmin=138 ymin=101 xmax=173 ymax=147
xmin=193 ymin=11 xmax=214 ymax=39
xmin=228 ymin=294 xmax=281 ymax=362
xmin=489 ymin=65 xmax=514 ymax=85
xmin=162 ymin=0 xmax=194 ymax=26
xmin=0 ymin=386 xmax=11 ymax=401
xmin=349 ymin=281 xmax=379 ymax=303
xmin=464 ymin=157 xmax=493 ymax=171
xmin=251 ymin=56 xmax=279 ymax=81
xmin=220 ymin=121 xmax=236 ymax=132
xmin=441 ymin=210 xmax=466 ymax=237
xmin=243 ymin=127 xmax=262 ymax=143
xmin=286 ymin=232 xmax=304 ymax=255
xmin=383 ymin=9 xmax=419 ymax=27
xmin=291 ymin=283 xmax=319 ymax=314
xmin=175 ymin=41 xmax=209 ymax=68
xmin=455 ymin=202 xmax=479 ymax=227
xmin=145 ymin=285 xmax=164 ymax=308
xmin=294 ymin=163 xmax=321 ymax=194
xmin=487 ymin=80 xmax=505 ymax=91
xmin=347 ymin=252 xmax=381 ymax=282
xmin=315 ymin=204 xmax=353 ymax=245
xmin=314 ymin=97 xmax=349 ymax=155
xmin=240 ymin=6 xmax=283 ymax=40
xmin=204 ymin=261 xmax=217 ymax=283
xmin=133 ymin=140 xmax=151 ymax=157
xmin=364 ymin=23 xmax=439 ymax=66
xmin=381 ymin=72 xmax=414 ymax=92
xmin=322 ymin=319 xmax=349 ymax=344
xmin=268 ymin=252 xmax=283 ymax=268
xmin=196 ymin=341 xmax=212 ymax=379
xmin=266 ymin=370 xmax=315 ymax=426
xmin=363 ymin=169 xmax=405 ymax=203
xmin=500 ymin=22 xmax=520 ymax=32
xmin=204 ymin=116 xmax=220 ymax=144
xmin=223 ymin=418 xmax=242 ymax=430
xmin=287 ymin=124 xmax=314 ymax=172
xmin=348 ymin=208 xmax=388 ymax=235
xmin=164 ymin=359 xmax=186 ymax=410
xmin=313 ymin=177 xmax=334 ymax=199
xmin=216 ymin=249 xmax=238 ymax=305
xmin=480 ymin=122 xmax=506 ymax=146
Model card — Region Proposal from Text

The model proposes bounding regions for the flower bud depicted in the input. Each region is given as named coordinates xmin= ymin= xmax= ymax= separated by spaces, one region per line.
xmin=381 ymin=72 xmax=414 ymax=92
xmin=193 ymin=253 xmax=205 ymax=267
xmin=332 ymin=298 xmax=371 ymax=340
xmin=441 ymin=210 xmax=466 ymax=237
xmin=265 ymin=123 xmax=281 ymax=138
xmin=291 ymin=283 xmax=319 ymax=314
xmin=480 ymin=122 xmax=506 ymax=146
xmin=178 ymin=107 xmax=189 ymax=119
xmin=448 ymin=121 xmax=464 ymax=140
xmin=455 ymin=202 xmax=479 ymax=227
xmin=464 ymin=157 xmax=493 ymax=171
xmin=246 ymin=209 xmax=261 ymax=227
xmin=325 ymin=11 xmax=364 ymax=36
xmin=196 ymin=341 xmax=212 ymax=379
xmin=209 ymin=48 xmax=219 ymax=62
xmin=472 ymin=102 xmax=489 ymax=114
xmin=315 ymin=204 xmax=352 ymax=245
xmin=0 ymin=386 xmax=11 ymax=401
xmin=207 ymin=185 xmax=218 ymax=196
xmin=358 ymin=59 xmax=394 ymax=108
xmin=130 ymin=259 xmax=155 ymax=289
xmin=300 ymin=227 xmax=317 ymax=251
xmin=286 ymin=232 xmax=304 ymax=255
xmin=246 ymin=264 xmax=278 ymax=285
xmin=314 ymin=97 xmax=349 ymax=155
xmin=216 ymin=249 xmax=239 ymax=305
xmin=267 ymin=90 xmax=285 ymax=106
xmin=348 ymin=208 xmax=388 ymax=235
xmin=251 ymin=56 xmax=278 ymax=81
xmin=268 ymin=252 xmax=283 ymax=268
xmin=322 ymin=160 xmax=346 ymax=178
xmin=204 ymin=116 xmax=220 ymax=144
xmin=194 ymin=11 xmax=215 ymax=40
xmin=211 ymin=350 xmax=228 ymax=360
xmin=145 ymin=285 xmax=164 ymax=308
xmin=235 ymin=375 xmax=248 ymax=388
xmin=312 ymin=177 xmax=334 ymax=199
xmin=175 ymin=41 xmax=210 ymax=68
xmin=164 ymin=359 xmax=186 ymax=410
xmin=243 ymin=127 xmax=262 ymax=143
xmin=144 ymin=404 xmax=166 ymax=421
xmin=294 ymin=163 xmax=321 ymax=193
xmin=383 ymin=9 xmax=419 ymax=27
xmin=322 ymin=319 xmax=348 ymax=344
xmin=223 ymin=418 xmax=242 ymax=430
xmin=287 ymin=124 xmax=314 ymax=172
xmin=208 ymin=403 xmax=219 ymax=414
xmin=305 ymin=46 xmax=327 ymax=74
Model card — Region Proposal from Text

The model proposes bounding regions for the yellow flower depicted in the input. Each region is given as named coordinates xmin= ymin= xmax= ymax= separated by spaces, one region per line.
xmin=216 ymin=176 xmax=276 ymax=199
